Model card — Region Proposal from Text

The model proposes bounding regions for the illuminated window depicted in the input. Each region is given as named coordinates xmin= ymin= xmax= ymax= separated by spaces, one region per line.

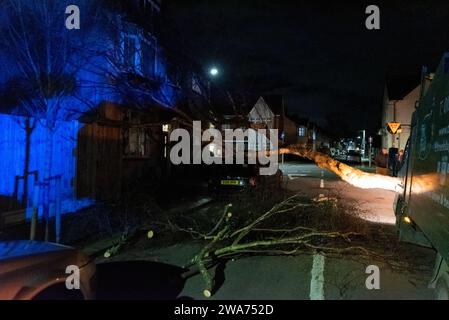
xmin=162 ymin=124 xmax=170 ymax=132
xmin=298 ymin=127 xmax=306 ymax=137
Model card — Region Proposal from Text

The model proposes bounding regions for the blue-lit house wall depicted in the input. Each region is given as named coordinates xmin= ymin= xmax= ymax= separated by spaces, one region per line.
xmin=0 ymin=115 xmax=93 ymax=217
xmin=0 ymin=0 xmax=180 ymax=219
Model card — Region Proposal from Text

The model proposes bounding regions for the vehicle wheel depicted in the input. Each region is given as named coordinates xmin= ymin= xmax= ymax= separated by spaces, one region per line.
xmin=436 ymin=278 xmax=449 ymax=300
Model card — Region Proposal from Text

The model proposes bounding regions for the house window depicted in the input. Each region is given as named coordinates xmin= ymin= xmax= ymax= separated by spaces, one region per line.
xmin=298 ymin=127 xmax=306 ymax=137
xmin=123 ymin=34 xmax=139 ymax=70
xmin=124 ymin=127 xmax=149 ymax=157
xmin=166 ymin=62 xmax=181 ymax=86
xmin=192 ymin=75 xmax=203 ymax=95
xmin=142 ymin=40 xmax=156 ymax=77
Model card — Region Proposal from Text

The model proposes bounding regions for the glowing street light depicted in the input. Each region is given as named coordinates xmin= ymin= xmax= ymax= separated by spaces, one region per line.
xmin=209 ymin=67 xmax=219 ymax=76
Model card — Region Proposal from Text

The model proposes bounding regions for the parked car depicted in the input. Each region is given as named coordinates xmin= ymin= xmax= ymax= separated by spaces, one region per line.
xmin=209 ymin=163 xmax=282 ymax=194
xmin=345 ymin=150 xmax=362 ymax=163
xmin=0 ymin=240 xmax=96 ymax=300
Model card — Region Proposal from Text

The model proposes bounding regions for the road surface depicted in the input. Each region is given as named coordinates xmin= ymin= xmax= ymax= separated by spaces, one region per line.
xmin=281 ymin=162 xmax=396 ymax=224
xmin=94 ymin=162 xmax=437 ymax=300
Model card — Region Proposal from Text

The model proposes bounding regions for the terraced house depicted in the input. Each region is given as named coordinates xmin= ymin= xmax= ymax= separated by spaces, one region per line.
xmin=0 ymin=0 xmax=210 ymax=240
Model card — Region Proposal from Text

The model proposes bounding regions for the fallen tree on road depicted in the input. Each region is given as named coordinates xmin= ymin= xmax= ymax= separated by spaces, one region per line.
xmin=167 ymin=194 xmax=384 ymax=298
xmin=278 ymin=145 xmax=401 ymax=192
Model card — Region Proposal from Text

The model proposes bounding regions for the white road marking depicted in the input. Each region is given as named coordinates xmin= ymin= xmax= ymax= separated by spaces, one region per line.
xmin=309 ymin=254 xmax=325 ymax=300
xmin=288 ymin=173 xmax=308 ymax=180
xmin=320 ymin=170 xmax=325 ymax=188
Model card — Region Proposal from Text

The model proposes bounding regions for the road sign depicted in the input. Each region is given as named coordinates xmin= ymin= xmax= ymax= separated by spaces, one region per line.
xmin=387 ymin=122 xmax=401 ymax=134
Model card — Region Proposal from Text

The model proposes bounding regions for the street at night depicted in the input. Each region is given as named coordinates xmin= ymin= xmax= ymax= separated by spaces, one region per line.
xmin=86 ymin=162 xmax=435 ymax=300
xmin=2 ymin=0 xmax=449 ymax=312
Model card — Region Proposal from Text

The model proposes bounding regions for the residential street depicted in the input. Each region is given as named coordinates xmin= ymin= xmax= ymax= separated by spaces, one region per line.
xmin=3 ymin=0 xmax=449 ymax=305
xmin=92 ymin=162 xmax=437 ymax=300
xmin=281 ymin=162 xmax=396 ymax=224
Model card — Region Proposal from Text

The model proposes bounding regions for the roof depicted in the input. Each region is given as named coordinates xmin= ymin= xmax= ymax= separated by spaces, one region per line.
xmin=248 ymin=97 xmax=275 ymax=121
xmin=244 ymin=94 xmax=284 ymax=116
xmin=210 ymin=93 xmax=285 ymax=122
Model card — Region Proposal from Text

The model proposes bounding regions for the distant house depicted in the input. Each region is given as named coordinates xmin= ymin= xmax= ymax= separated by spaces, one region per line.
xmin=247 ymin=95 xmax=299 ymax=146
xmin=313 ymin=124 xmax=330 ymax=150
xmin=381 ymin=76 xmax=423 ymax=151
xmin=291 ymin=117 xmax=310 ymax=146
xmin=248 ymin=97 xmax=277 ymax=128
xmin=284 ymin=114 xmax=330 ymax=150
xmin=248 ymin=96 xmax=284 ymax=130
xmin=283 ymin=116 xmax=299 ymax=145
xmin=214 ymin=94 xmax=333 ymax=156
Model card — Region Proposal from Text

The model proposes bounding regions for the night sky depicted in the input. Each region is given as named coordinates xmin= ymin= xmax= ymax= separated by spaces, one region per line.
xmin=161 ymin=0 xmax=449 ymax=136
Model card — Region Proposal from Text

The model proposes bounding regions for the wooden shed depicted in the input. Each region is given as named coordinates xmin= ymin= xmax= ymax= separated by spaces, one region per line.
xmin=76 ymin=102 xmax=166 ymax=202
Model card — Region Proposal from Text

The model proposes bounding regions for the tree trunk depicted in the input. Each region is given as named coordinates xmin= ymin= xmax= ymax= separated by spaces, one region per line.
xmin=43 ymin=125 xmax=54 ymax=242
xmin=279 ymin=145 xmax=401 ymax=192
xmin=23 ymin=118 xmax=38 ymax=241
xmin=22 ymin=118 xmax=32 ymax=206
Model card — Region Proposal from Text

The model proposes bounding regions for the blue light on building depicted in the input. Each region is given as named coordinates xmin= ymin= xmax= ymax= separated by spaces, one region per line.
xmin=0 ymin=114 xmax=93 ymax=219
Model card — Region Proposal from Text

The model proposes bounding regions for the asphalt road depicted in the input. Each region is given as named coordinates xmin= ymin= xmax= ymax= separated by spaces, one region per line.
xmin=281 ymin=162 xmax=396 ymax=224
xmin=94 ymin=161 xmax=437 ymax=300
xmin=280 ymin=161 xmax=340 ymax=180
xmin=141 ymin=241 xmax=434 ymax=300
xmin=176 ymin=162 xmax=434 ymax=299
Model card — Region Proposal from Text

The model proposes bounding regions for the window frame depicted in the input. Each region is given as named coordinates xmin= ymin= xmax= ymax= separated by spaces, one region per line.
xmin=298 ymin=126 xmax=306 ymax=137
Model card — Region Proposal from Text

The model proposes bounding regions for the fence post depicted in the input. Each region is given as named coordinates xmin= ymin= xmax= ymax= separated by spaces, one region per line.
xmin=29 ymin=183 xmax=40 ymax=241
xmin=55 ymin=176 xmax=62 ymax=243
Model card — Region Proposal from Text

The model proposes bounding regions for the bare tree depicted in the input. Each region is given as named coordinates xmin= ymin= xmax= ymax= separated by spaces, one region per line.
xmin=0 ymin=0 xmax=113 ymax=240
